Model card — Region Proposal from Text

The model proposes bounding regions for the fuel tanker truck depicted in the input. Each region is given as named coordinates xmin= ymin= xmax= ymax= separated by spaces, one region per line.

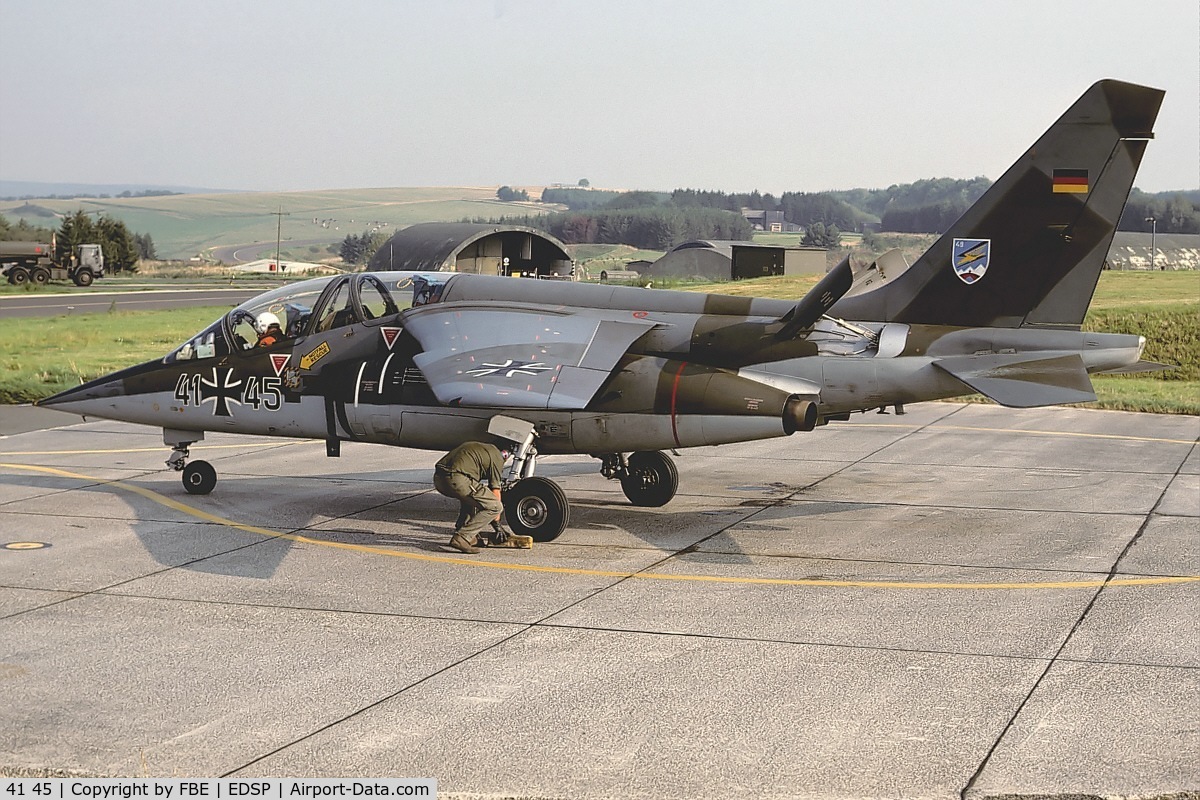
xmin=0 ymin=240 xmax=105 ymax=286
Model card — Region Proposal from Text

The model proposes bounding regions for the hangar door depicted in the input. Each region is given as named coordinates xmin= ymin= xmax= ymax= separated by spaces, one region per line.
xmin=731 ymin=246 xmax=784 ymax=280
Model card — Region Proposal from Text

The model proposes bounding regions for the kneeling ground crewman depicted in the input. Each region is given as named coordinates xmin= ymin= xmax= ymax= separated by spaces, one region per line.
xmin=433 ymin=441 xmax=530 ymax=554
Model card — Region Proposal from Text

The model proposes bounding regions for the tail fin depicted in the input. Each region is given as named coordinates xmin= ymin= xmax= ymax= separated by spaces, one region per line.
xmin=833 ymin=79 xmax=1163 ymax=330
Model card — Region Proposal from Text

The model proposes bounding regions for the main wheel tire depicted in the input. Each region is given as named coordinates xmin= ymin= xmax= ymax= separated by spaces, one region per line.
xmin=73 ymin=269 xmax=94 ymax=287
xmin=621 ymin=450 xmax=679 ymax=507
xmin=30 ymin=267 xmax=50 ymax=285
xmin=503 ymin=476 xmax=569 ymax=542
xmin=8 ymin=268 xmax=29 ymax=286
xmin=182 ymin=460 xmax=217 ymax=495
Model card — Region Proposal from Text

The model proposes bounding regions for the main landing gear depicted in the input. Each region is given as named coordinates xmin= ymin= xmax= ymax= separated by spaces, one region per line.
xmin=164 ymin=430 xmax=216 ymax=495
xmin=601 ymin=451 xmax=679 ymax=507
xmin=500 ymin=446 xmax=681 ymax=543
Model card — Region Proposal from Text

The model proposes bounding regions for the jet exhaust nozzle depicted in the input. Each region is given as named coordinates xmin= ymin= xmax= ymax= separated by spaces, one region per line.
xmin=783 ymin=396 xmax=819 ymax=434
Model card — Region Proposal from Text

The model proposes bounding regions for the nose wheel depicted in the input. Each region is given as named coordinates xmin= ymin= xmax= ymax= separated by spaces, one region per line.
xmin=181 ymin=460 xmax=217 ymax=495
xmin=166 ymin=439 xmax=217 ymax=495
xmin=503 ymin=476 xmax=570 ymax=542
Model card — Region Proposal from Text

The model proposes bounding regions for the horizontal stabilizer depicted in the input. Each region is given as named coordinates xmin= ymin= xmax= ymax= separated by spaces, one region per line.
xmin=1097 ymin=360 xmax=1176 ymax=375
xmin=933 ymin=353 xmax=1096 ymax=407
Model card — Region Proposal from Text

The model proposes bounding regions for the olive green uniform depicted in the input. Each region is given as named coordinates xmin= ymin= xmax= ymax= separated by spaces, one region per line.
xmin=433 ymin=442 xmax=505 ymax=540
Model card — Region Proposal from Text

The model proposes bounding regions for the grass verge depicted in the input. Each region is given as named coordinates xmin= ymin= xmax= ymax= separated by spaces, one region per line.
xmin=0 ymin=306 xmax=228 ymax=404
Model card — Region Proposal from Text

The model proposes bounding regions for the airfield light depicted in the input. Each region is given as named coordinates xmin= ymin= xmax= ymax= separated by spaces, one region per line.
xmin=1145 ymin=216 xmax=1158 ymax=269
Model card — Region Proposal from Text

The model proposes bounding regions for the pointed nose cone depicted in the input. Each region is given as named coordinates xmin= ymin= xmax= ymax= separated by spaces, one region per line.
xmin=36 ymin=374 xmax=128 ymax=417
xmin=35 ymin=358 xmax=164 ymax=421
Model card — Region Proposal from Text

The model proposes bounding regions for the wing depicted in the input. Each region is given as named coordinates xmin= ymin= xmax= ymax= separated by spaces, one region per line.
xmin=402 ymin=301 xmax=656 ymax=409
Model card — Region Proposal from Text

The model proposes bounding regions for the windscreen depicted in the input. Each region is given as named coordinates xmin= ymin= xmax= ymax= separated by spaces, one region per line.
xmin=163 ymin=273 xmax=452 ymax=363
xmin=165 ymin=277 xmax=335 ymax=362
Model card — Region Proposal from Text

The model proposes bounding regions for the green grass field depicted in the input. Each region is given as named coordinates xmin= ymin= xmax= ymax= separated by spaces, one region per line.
xmin=1 ymin=273 xmax=1195 ymax=413
xmin=0 ymin=306 xmax=229 ymax=403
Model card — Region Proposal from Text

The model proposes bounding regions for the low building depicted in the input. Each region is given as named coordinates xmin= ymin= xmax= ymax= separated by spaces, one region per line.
xmin=740 ymin=208 xmax=801 ymax=233
xmin=230 ymin=259 xmax=342 ymax=275
xmin=368 ymin=222 xmax=573 ymax=278
xmin=646 ymin=239 xmax=826 ymax=280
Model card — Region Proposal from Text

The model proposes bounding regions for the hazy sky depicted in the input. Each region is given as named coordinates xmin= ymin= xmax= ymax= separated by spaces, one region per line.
xmin=1 ymin=0 xmax=1196 ymax=194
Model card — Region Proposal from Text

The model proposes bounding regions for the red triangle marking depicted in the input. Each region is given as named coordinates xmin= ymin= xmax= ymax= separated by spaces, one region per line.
xmin=381 ymin=327 xmax=401 ymax=350
xmin=270 ymin=354 xmax=290 ymax=377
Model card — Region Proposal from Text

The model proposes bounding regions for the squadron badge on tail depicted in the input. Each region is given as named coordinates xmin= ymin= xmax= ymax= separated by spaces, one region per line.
xmin=952 ymin=238 xmax=991 ymax=284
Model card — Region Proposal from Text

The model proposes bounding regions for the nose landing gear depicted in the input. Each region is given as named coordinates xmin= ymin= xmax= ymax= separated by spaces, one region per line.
xmin=164 ymin=429 xmax=216 ymax=495
xmin=503 ymin=476 xmax=570 ymax=542
xmin=492 ymin=416 xmax=572 ymax=542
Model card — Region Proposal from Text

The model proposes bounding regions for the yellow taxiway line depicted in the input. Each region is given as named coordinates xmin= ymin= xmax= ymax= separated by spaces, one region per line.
xmin=0 ymin=442 xmax=309 ymax=457
xmin=3 ymin=461 xmax=1197 ymax=592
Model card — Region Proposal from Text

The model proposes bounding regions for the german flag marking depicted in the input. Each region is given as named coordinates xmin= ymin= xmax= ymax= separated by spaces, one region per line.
xmin=1053 ymin=168 xmax=1089 ymax=194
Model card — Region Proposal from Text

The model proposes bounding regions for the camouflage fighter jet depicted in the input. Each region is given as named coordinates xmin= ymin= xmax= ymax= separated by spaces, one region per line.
xmin=38 ymin=79 xmax=1167 ymax=541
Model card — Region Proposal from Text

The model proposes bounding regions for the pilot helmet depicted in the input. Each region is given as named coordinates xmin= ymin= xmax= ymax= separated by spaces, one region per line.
xmin=255 ymin=311 xmax=281 ymax=334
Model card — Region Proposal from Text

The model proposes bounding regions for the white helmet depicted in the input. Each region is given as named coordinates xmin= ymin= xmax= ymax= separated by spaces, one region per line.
xmin=255 ymin=311 xmax=281 ymax=334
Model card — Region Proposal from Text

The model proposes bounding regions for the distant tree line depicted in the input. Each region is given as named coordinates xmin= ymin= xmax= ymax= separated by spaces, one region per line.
xmin=0 ymin=189 xmax=181 ymax=202
xmin=481 ymin=205 xmax=754 ymax=250
xmin=664 ymin=180 xmax=991 ymax=234
xmin=1119 ymin=190 xmax=1200 ymax=234
xmin=540 ymin=187 xmax=623 ymax=209
xmin=670 ymin=179 xmax=1200 ymax=236
xmin=0 ymin=215 xmax=55 ymax=243
xmin=879 ymin=202 xmax=974 ymax=234
xmin=670 ymin=188 xmax=867 ymax=231
xmin=831 ymin=177 xmax=993 ymax=220
xmin=492 ymin=187 xmax=818 ymax=248
xmin=0 ymin=211 xmax=150 ymax=271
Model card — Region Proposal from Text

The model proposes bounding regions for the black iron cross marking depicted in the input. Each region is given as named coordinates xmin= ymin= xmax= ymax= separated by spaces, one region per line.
xmin=199 ymin=367 xmax=243 ymax=417
xmin=465 ymin=359 xmax=553 ymax=379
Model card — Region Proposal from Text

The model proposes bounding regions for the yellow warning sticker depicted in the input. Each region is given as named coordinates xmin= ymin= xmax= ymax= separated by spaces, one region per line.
xmin=299 ymin=341 xmax=331 ymax=370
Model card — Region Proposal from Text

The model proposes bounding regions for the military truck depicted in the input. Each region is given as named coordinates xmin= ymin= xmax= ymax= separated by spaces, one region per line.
xmin=0 ymin=240 xmax=105 ymax=286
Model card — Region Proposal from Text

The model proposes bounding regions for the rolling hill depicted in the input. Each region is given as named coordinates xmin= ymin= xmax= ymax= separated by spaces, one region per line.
xmin=0 ymin=187 xmax=551 ymax=261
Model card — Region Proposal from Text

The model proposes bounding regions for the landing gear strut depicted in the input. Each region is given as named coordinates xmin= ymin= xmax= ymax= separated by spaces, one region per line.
xmin=164 ymin=430 xmax=215 ymax=495
xmin=492 ymin=415 xmax=571 ymax=542
xmin=601 ymin=450 xmax=679 ymax=507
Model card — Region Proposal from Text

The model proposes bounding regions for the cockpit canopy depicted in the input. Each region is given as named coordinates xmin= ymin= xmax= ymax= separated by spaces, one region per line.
xmin=166 ymin=271 xmax=451 ymax=362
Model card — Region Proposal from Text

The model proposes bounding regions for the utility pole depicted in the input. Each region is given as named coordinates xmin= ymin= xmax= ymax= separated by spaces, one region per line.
xmin=1145 ymin=215 xmax=1157 ymax=270
xmin=270 ymin=206 xmax=291 ymax=273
